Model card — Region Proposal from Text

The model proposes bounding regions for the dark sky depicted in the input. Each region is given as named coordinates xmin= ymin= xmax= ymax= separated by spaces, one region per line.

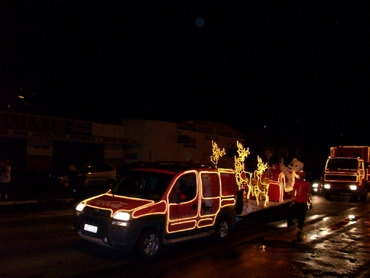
xmin=1 ymin=1 xmax=369 ymax=148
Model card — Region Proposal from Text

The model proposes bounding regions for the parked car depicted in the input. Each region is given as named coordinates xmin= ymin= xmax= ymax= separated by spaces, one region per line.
xmin=79 ymin=162 xmax=117 ymax=188
xmin=46 ymin=167 xmax=68 ymax=187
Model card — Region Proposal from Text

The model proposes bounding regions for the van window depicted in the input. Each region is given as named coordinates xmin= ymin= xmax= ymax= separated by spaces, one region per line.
xmin=112 ymin=170 xmax=173 ymax=201
xmin=220 ymin=172 xmax=237 ymax=196
xmin=201 ymin=173 xmax=219 ymax=197
xmin=169 ymin=173 xmax=196 ymax=203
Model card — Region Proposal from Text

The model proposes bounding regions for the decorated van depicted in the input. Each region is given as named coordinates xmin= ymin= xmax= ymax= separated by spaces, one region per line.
xmin=74 ymin=164 xmax=238 ymax=260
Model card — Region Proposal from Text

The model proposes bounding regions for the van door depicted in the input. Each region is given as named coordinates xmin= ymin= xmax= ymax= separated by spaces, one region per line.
xmin=198 ymin=172 xmax=220 ymax=228
xmin=167 ymin=172 xmax=198 ymax=233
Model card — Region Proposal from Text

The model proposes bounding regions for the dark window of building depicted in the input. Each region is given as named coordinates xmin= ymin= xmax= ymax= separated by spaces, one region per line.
xmin=125 ymin=153 xmax=137 ymax=160
xmin=178 ymin=135 xmax=196 ymax=144
xmin=53 ymin=141 xmax=104 ymax=168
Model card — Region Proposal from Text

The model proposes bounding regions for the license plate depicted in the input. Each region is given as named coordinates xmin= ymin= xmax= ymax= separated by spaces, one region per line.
xmin=84 ymin=224 xmax=98 ymax=233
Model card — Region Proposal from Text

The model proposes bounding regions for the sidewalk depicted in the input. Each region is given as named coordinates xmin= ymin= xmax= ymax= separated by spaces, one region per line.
xmin=0 ymin=197 xmax=74 ymax=206
xmin=0 ymin=184 xmax=106 ymax=207
xmin=0 ymin=184 xmax=74 ymax=206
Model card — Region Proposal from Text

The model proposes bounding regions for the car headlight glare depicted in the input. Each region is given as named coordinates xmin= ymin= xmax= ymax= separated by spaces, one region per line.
xmin=312 ymin=183 xmax=319 ymax=188
xmin=113 ymin=212 xmax=131 ymax=221
xmin=324 ymin=184 xmax=331 ymax=189
xmin=349 ymin=185 xmax=357 ymax=190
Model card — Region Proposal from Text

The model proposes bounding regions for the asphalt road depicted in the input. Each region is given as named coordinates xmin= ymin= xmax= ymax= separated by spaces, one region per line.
xmin=2 ymin=195 xmax=370 ymax=277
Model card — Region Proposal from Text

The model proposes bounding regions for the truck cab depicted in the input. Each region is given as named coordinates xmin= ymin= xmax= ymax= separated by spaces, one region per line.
xmin=323 ymin=155 xmax=369 ymax=202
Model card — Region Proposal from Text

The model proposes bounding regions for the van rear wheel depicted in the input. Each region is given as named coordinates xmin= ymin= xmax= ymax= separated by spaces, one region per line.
xmin=214 ymin=216 xmax=231 ymax=241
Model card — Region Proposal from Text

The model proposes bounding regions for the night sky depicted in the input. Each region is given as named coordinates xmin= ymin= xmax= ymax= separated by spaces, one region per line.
xmin=1 ymin=1 xmax=369 ymax=149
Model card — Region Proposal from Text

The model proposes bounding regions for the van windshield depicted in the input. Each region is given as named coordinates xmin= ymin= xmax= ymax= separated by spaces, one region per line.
xmin=111 ymin=170 xmax=174 ymax=201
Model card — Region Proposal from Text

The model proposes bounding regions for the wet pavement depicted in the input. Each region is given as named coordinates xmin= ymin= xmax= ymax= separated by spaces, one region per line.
xmin=259 ymin=203 xmax=370 ymax=277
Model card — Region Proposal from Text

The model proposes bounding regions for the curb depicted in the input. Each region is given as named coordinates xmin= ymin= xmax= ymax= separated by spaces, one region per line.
xmin=0 ymin=198 xmax=74 ymax=206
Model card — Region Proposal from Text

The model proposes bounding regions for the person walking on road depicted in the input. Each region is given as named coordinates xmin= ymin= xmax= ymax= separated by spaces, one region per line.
xmin=287 ymin=171 xmax=311 ymax=235
xmin=0 ymin=158 xmax=11 ymax=200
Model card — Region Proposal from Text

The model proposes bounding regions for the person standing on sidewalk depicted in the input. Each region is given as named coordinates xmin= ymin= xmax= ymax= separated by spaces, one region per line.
xmin=288 ymin=171 xmax=311 ymax=234
xmin=0 ymin=158 xmax=12 ymax=200
xmin=61 ymin=163 xmax=88 ymax=208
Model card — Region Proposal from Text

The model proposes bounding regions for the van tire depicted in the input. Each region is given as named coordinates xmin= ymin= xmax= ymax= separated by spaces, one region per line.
xmin=214 ymin=216 xmax=231 ymax=241
xmin=137 ymin=228 xmax=162 ymax=261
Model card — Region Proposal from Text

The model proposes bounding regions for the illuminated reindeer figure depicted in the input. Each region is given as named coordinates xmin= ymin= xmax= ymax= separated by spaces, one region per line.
xmin=210 ymin=140 xmax=226 ymax=168
xmin=251 ymin=156 xmax=270 ymax=207
xmin=233 ymin=141 xmax=253 ymax=197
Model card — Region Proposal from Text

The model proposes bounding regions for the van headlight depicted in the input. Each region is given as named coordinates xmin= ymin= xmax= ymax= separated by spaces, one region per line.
xmin=324 ymin=184 xmax=331 ymax=189
xmin=76 ymin=203 xmax=86 ymax=212
xmin=349 ymin=185 xmax=357 ymax=190
xmin=113 ymin=211 xmax=131 ymax=221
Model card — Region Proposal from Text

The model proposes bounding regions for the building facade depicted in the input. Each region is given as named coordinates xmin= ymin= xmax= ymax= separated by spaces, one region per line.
xmin=0 ymin=111 xmax=245 ymax=186
xmin=0 ymin=111 xmax=136 ymax=186
xmin=123 ymin=119 xmax=245 ymax=168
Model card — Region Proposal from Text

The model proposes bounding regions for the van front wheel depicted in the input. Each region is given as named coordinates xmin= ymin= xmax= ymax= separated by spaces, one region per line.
xmin=138 ymin=228 xmax=162 ymax=261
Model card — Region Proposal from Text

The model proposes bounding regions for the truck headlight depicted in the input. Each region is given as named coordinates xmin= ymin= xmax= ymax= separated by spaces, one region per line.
xmin=349 ymin=185 xmax=357 ymax=190
xmin=312 ymin=183 xmax=319 ymax=188
xmin=113 ymin=211 xmax=131 ymax=221
xmin=324 ymin=184 xmax=331 ymax=189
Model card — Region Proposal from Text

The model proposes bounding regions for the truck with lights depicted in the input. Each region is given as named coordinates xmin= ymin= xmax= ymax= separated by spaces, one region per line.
xmin=73 ymin=141 xmax=296 ymax=261
xmin=321 ymin=146 xmax=370 ymax=202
